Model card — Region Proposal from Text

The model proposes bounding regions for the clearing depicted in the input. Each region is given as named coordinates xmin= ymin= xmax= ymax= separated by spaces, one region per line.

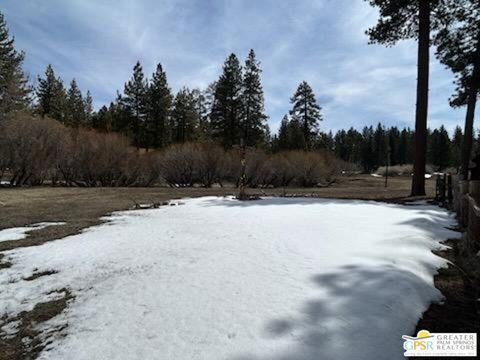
xmin=0 ymin=195 xmax=458 ymax=360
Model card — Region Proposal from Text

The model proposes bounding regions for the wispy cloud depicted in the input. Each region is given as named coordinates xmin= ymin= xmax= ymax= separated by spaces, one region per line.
xmin=2 ymin=0 xmax=470 ymax=133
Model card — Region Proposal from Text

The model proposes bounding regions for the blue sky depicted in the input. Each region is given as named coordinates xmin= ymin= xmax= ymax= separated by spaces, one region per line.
xmin=2 ymin=0 xmax=471 ymax=134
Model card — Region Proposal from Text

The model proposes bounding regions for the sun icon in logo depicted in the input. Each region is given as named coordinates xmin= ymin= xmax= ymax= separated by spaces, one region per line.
xmin=416 ymin=330 xmax=433 ymax=339
xmin=402 ymin=329 xmax=434 ymax=341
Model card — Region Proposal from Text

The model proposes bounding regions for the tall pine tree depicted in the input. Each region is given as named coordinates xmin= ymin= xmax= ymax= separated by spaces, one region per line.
xmin=210 ymin=53 xmax=243 ymax=148
xmin=145 ymin=63 xmax=172 ymax=149
xmin=36 ymin=64 xmax=66 ymax=122
xmin=366 ymin=0 xmax=441 ymax=194
xmin=277 ymin=115 xmax=290 ymax=151
xmin=84 ymin=90 xmax=93 ymax=127
xmin=171 ymin=87 xmax=198 ymax=143
xmin=65 ymin=79 xmax=85 ymax=127
xmin=122 ymin=61 xmax=148 ymax=148
xmin=0 ymin=12 xmax=30 ymax=118
xmin=289 ymin=81 xmax=321 ymax=150
xmin=241 ymin=49 xmax=267 ymax=146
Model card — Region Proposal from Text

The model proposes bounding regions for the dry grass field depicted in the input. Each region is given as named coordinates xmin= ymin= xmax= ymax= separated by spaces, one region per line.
xmin=0 ymin=175 xmax=435 ymax=252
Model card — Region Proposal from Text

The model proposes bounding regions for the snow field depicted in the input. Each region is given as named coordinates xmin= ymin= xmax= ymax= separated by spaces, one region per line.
xmin=0 ymin=197 xmax=459 ymax=360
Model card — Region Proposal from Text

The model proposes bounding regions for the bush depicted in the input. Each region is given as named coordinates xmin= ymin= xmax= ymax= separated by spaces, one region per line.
xmin=0 ymin=113 xmax=156 ymax=187
xmin=0 ymin=114 xmax=350 ymax=188
xmin=196 ymin=144 xmax=228 ymax=187
xmin=0 ymin=113 xmax=64 ymax=186
xmin=285 ymin=151 xmax=329 ymax=187
xmin=159 ymin=143 xmax=199 ymax=187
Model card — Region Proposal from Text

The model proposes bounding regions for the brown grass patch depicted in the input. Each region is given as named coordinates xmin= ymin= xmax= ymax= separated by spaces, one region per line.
xmin=0 ymin=176 xmax=435 ymax=252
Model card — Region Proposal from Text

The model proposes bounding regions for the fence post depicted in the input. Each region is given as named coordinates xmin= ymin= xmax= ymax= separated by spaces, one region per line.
xmin=459 ymin=180 xmax=470 ymax=228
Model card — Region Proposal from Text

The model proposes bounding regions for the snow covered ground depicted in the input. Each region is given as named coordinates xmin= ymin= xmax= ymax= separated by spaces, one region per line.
xmin=0 ymin=197 xmax=459 ymax=360
xmin=0 ymin=222 xmax=66 ymax=242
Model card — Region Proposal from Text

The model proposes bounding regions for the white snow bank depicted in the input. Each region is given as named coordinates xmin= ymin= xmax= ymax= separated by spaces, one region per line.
xmin=0 ymin=197 xmax=459 ymax=360
xmin=0 ymin=222 xmax=66 ymax=242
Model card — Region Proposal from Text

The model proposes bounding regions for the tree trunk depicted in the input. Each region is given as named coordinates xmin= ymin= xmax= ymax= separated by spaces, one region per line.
xmin=460 ymin=34 xmax=480 ymax=180
xmin=411 ymin=0 xmax=430 ymax=196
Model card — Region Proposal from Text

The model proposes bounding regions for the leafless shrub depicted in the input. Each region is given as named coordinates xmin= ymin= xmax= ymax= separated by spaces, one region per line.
xmin=0 ymin=115 xmax=147 ymax=187
xmin=128 ymin=151 xmax=162 ymax=187
xmin=159 ymin=143 xmax=199 ymax=187
xmin=268 ymin=152 xmax=296 ymax=187
xmin=0 ymin=113 xmax=64 ymax=186
xmin=286 ymin=151 xmax=332 ymax=187
xmin=196 ymin=143 xmax=228 ymax=187
xmin=0 ymin=115 xmax=352 ymax=188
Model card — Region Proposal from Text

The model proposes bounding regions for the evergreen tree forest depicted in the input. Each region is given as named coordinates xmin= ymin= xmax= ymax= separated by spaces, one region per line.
xmin=0 ymin=5 xmax=480 ymax=186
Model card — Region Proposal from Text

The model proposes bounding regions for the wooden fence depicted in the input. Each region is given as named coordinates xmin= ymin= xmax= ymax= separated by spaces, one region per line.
xmin=446 ymin=176 xmax=480 ymax=251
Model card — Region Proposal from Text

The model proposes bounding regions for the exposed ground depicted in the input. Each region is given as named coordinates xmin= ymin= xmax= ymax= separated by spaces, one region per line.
xmin=3 ymin=175 xmax=474 ymax=360
xmin=0 ymin=175 xmax=434 ymax=252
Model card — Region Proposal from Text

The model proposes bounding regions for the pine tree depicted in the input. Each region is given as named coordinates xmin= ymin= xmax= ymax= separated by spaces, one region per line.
xmin=451 ymin=125 xmax=463 ymax=169
xmin=288 ymin=118 xmax=306 ymax=150
xmin=191 ymin=88 xmax=210 ymax=141
xmin=145 ymin=63 xmax=172 ymax=149
xmin=84 ymin=90 xmax=93 ymax=127
xmin=277 ymin=115 xmax=290 ymax=151
xmin=435 ymin=0 xmax=480 ymax=179
xmin=92 ymin=105 xmax=109 ymax=131
xmin=65 ymin=79 xmax=85 ymax=127
xmin=289 ymin=81 xmax=321 ymax=150
xmin=0 ymin=12 xmax=30 ymax=118
xmin=324 ymin=131 xmax=335 ymax=151
xmin=112 ymin=92 xmax=131 ymax=134
xmin=373 ymin=123 xmax=388 ymax=168
xmin=171 ymin=87 xmax=198 ymax=143
xmin=346 ymin=128 xmax=363 ymax=163
xmin=241 ymin=49 xmax=267 ymax=146
xmin=428 ymin=125 xmax=451 ymax=170
xmin=367 ymin=0 xmax=440 ymax=194
xmin=210 ymin=53 xmax=243 ymax=148
xmin=36 ymin=64 xmax=66 ymax=122
xmin=122 ymin=61 xmax=148 ymax=148
xmin=334 ymin=130 xmax=348 ymax=161
xmin=388 ymin=126 xmax=400 ymax=165
xmin=263 ymin=123 xmax=272 ymax=148
xmin=398 ymin=128 xmax=410 ymax=165
xmin=361 ymin=126 xmax=375 ymax=172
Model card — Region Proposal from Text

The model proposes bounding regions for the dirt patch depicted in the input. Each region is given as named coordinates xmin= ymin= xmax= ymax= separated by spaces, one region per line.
xmin=0 ymin=289 xmax=73 ymax=360
xmin=0 ymin=254 xmax=12 ymax=269
xmin=24 ymin=270 xmax=58 ymax=281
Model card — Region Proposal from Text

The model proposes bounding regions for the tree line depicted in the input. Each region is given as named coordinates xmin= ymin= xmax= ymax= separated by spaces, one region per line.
xmin=320 ymin=124 xmax=471 ymax=173
xmin=1 ymin=2 xmax=480 ymax=187
xmin=33 ymin=52 xmax=325 ymax=152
